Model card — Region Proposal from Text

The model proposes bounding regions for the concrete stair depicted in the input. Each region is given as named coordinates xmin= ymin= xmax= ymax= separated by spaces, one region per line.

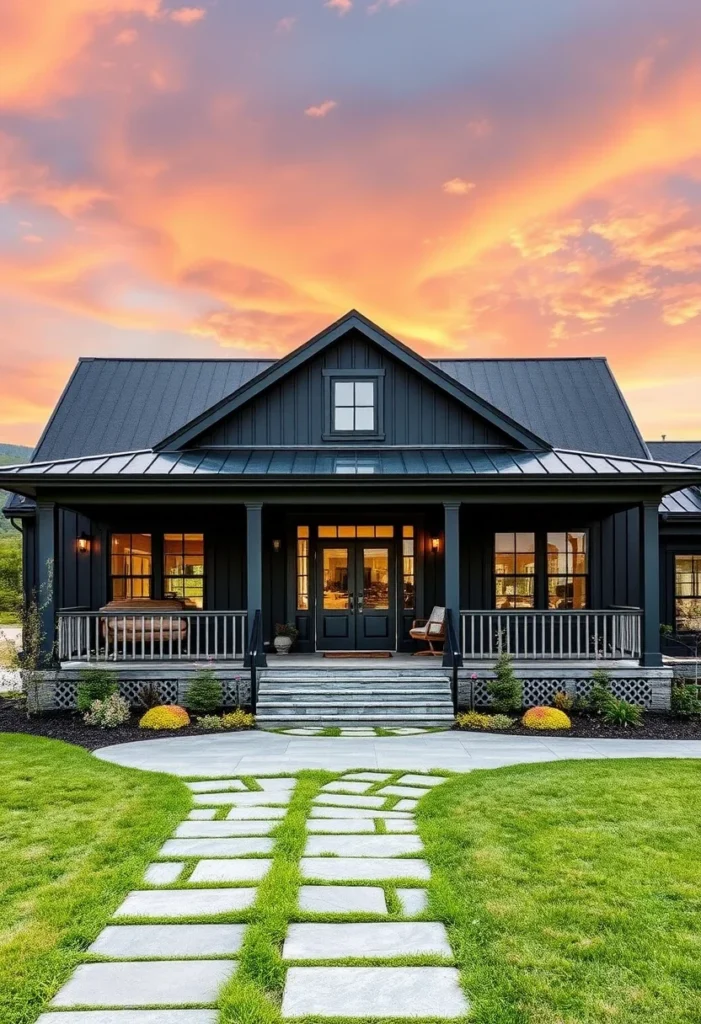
xmin=256 ymin=669 xmax=455 ymax=725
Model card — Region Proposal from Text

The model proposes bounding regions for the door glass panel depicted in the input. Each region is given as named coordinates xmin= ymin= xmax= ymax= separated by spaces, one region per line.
xmin=363 ymin=548 xmax=389 ymax=610
xmin=323 ymin=548 xmax=349 ymax=609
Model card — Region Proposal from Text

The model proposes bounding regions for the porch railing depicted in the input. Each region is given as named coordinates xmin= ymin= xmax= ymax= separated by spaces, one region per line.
xmin=57 ymin=610 xmax=248 ymax=662
xmin=459 ymin=608 xmax=642 ymax=661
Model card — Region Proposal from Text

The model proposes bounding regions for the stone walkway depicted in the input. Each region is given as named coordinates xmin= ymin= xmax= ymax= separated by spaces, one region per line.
xmin=39 ymin=771 xmax=468 ymax=1021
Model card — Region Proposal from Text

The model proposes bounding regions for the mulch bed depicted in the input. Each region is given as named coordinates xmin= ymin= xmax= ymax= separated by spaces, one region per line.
xmin=456 ymin=711 xmax=701 ymax=740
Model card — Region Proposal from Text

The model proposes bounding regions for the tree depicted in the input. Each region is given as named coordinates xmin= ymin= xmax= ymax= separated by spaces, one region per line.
xmin=0 ymin=533 xmax=21 ymax=618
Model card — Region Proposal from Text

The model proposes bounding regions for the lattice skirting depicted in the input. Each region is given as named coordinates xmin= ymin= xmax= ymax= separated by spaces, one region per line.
xmin=459 ymin=667 xmax=673 ymax=711
xmin=27 ymin=669 xmax=252 ymax=712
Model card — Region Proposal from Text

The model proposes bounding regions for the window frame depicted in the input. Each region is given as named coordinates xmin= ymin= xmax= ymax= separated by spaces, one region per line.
xmin=109 ymin=532 xmax=153 ymax=601
xmin=322 ymin=368 xmax=385 ymax=440
xmin=492 ymin=529 xmax=590 ymax=611
xmin=546 ymin=530 xmax=589 ymax=610
xmin=493 ymin=532 xmax=536 ymax=609
xmin=163 ymin=532 xmax=206 ymax=608
xmin=674 ymin=553 xmax=701 ymax=633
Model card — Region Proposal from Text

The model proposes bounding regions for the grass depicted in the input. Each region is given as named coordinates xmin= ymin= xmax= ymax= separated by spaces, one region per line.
xmin=0 ymin=733 xmax=190 ymax=1024
xmin=420 ymin=759 xmax=701 ymax=1024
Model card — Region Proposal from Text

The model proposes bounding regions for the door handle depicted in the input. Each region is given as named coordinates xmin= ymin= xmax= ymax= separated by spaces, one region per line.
xmin=349 ymin=594 xmax=354 ymax=612
xmin=357 ymin=595 xmax=364 ymax=614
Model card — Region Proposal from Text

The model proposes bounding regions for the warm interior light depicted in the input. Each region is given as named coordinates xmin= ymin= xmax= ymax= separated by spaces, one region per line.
xmin=430 ymin=536 xmax=440 ymax=553
xmin=272 ymin=538 xmax=282 ymax=553
xmin=77 ymin=532 xmax=91 ymax=553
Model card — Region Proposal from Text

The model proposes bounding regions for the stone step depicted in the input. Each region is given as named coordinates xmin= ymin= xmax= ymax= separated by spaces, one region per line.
xmin=281 ymin=967 xmax=468 ymax=1018
xmin=283 ymin=922 xmax=452 ymax=960
xmin=257 ymin=716 xmax=455 ymax=725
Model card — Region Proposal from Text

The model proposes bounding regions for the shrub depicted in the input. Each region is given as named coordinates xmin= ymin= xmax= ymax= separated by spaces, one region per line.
xmin=139 ymin=705 xmax=190 ymax=730
xmin=522 ymin=706 xmax=571 ymax=730
xmin=456 ymin=711 xmax=492 ymax=730
xmin=221 ymin=708 xmax=255 ymax=729
xmin=671 ymin=682 xmax=701 ymax=718
xmin=488 ymin=714 xmax=515 ymax=730
xmin=137 ymin=681 xmax=163 ymax=709
xmin=196 ymin=714 xmax=224 ymax=730
xmin=487 ymin=650 xmax=523 ymax=713
xmin=601 ymin=697 xmax=643 ymax=728
xmin=589 ymin=667 xmax=614 ymax=715
xmin=84 ymin=693 xmax=130 ymax=728
xmin=553 ymin=690 xmax=574 ymax=712
xmin=76 ymin=668 xmax=118 ymax=712
xmin=186 ymin=670 xmax=222 ymax=715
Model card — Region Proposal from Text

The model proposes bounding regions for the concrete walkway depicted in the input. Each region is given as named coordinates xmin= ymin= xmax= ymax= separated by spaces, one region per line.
xmin=95 ymin=728 xmax=701 ymax=775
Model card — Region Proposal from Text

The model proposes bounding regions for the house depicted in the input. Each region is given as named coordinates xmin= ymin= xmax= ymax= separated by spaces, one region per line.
xmin=2 ymin=311 xmax=700 ymax=721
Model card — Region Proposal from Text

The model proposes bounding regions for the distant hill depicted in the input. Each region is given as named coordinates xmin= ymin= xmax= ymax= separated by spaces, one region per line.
xmin=0 ymin=443 xmax=33 ymax=534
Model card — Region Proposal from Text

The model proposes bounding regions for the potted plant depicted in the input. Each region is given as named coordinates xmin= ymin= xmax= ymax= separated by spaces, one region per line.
xmin=274 ymin=622 xmax=299 ymax=655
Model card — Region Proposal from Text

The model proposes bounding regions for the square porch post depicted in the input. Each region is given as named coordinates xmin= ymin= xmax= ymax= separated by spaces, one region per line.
xmin=640 ymin=498 xmax=662 ymax=667
xmin=443 ymin=501 xmax=461 ymax=625
xmin=245 ymin=502 xmax=266 ymax=667
xmin=36 ymin=501 xmax=57 ymax=666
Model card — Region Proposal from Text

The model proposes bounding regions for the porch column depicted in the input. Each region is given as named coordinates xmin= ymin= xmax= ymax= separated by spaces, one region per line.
xmin=245 ymin=502 xmax=266 ymax=666
xmin=640 ymin=498 xmax=662 ymax=667
xmin=36 ymin=501 xmax=57 ymax=666
xmin=443 ymin=501 xmax=461 ymax=623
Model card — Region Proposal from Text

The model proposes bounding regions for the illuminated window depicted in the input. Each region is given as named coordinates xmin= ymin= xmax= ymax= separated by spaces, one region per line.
xmin=675 ymin=555 xmax=701 ymax=632
xmin=163 ymin=533 xmax=204 ymax=608
xmin=494 ymin=533 xmax=535 ymax=609
xmin=547 ymin=532 xmax=588 ymax=609
xmin=110 ymin=533 xmax=152 ymax=600
xmin=402 ymin=525 xmax=415 ymax=610
xmin=333 ymin=380 xmax=375 ymax=431
xmin=317 ymin=525 xmax=394 ymax=538
xmin=297 ymin=526 xmax=309 ymax=610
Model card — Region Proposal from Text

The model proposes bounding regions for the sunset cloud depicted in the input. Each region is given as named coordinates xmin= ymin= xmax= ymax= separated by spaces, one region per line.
xmin=304 ymin=100 xmax=338 ymax=118
xmin=325 ymin=0 xmax=352 ymax=15
xmin=168 ymin=6 xmax=205 ymax=24
xmin=442 ymin=178 xmax=476 ymax=196
xmin=276 ymin=16 xmax=297 ymax=33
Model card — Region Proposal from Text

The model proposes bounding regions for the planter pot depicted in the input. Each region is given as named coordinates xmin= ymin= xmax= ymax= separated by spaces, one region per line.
xmin=274 ymin=636 xmax=293 ymax=655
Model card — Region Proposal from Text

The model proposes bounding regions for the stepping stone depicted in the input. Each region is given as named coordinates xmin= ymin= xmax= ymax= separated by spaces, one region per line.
xmin=113 ymin=889 xmax=256 ymax=918
xmin=193 ymin=792 xmax=290 ymax=807
xmin=397 ymin=775 xmax=446 ymax=788
xmin=281 ymin=967 xmax=468 ymax=1018
xmin=343 ymin=772 xmax=392 ymax=782
xmin=321 ymin=781 xmax=374 ymax=794
xmin=175 ymin=821 xmax=276 ymax=838
xmin=283 ymin=922 xmax=452 ymax=960
xmin=227 ymin=807 xmax=287 ymax=820
xmin=254 ymin=777 xmax=296 ymax=791
xmin=378 ymin=785 xmax=430 ymax=798
xmin=188 ymin=809 xmax=217 ymax=820
xmin=301 ymin=858 xmax=430 ymax=882
xmin=307 ymin=819 xmax=376 ymax=834
xmin=384 ymin=820 xmax=418 ymax=833
xmin=189 ymin=858 xmax=273 ymax=883
xmin=305 ymin=835 xmax=423 ymax=858
xmin=311 ymin=807 xmax=410 ymax=820
xmin=393 ymin=799 xmax=419 ymax=811
xmin=51 ymin=961 xmax=235 ymax=1008
xmin=314 ymin=794 xmax=386 ymax=809
xmin=299 ymin=886 xmax=387 ymax=915
xmin=187 ymin=779 xmax=247 ymax=792
xmin=338 ymin=730 xmax=377 ymax=736
xmin=283 ymin=728 xmax=322 ymax=735
xmin=386 ymin=727 xmax=429 ymax=735
xmin=38 ymin=1014 xmax=217 ymax=1024
xmin=396 ymin=889 xmax=429 ymax=916
xmin=89 ymin=924 xmax=246 ymax=958
xmin=160 ymin=837 xmax=273 ymax=857
xmin=144 ymin=862 xmax=184 ymax=885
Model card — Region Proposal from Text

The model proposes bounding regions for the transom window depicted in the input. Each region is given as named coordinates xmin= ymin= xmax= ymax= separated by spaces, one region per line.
xmin=547 ymin=531 xmax=587 ymax=609
xmin=318 ymin=525 xmax=394 ymax=538
xmin=163 ymin=533 xmax=205 ymax=608
xmin=494 ymin=532 xmax=535 ymax=608
xmin=675 ymin=555 xmax=701 ymax=632
xmin=110 ymin=533 xmax=152 ymax=599
xmin=333 ymin=380 xmax=375 ymax=432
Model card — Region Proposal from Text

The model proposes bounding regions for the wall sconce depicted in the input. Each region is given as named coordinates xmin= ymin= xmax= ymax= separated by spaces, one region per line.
xmin=77 ymin=531 xmax=91 ymax=554
xmin=272 ymin=538 xmax=282 ymax=553
xmin=430 ymin=536 xmax=440 ymax=554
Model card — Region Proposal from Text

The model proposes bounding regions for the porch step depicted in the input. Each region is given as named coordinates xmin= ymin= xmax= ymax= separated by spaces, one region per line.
xmin=256 ymin=669 xmax=455 ymax=725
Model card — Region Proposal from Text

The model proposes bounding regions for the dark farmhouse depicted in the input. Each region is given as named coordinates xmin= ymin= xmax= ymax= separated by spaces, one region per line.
xmin=2 ymin=312 xmax=700 ymax=722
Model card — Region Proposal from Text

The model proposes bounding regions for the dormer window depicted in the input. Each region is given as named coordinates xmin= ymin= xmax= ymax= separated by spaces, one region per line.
xmin=322 ymin=368 xmax=385 ymax=440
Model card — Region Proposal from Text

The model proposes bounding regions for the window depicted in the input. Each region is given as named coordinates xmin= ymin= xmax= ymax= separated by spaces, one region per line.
xmin=163 ymin=533 xmax=204 ymax=608
xmin=318 ymin=525 xmax=394 ymax=538
xmin=297 ymin=526 xmax=309 ymax=611
xmin=547 ymin=531 xmax=587 ymax=609
xmin=333 ymin=380 xmax=375 ymax=431
xmin=334 ymin=457 xmax=377 ymax=474
xmin=110 ymin=533 xmax=152 ymax=599
xmin=675 ymin=555 xmax=701 ymax=632
xmin=402 ymin=525 xmax=415 ymax=609
xmin=494 ymin=532 xmax=535 ymax=608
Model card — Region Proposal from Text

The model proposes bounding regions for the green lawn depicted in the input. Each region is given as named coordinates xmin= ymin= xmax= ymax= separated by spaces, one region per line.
xmin=0 ymin=734 xmax=190 ymax=1024
xmin=420 ymin=759 xmax=701 ymax=1023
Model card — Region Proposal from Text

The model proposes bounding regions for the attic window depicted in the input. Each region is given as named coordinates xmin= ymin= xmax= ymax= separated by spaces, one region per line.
xmin=322 ymin=368 xmax=385 ymax=440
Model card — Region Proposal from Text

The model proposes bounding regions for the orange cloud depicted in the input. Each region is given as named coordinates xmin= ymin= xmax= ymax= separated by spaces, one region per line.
xmin=325 ymin=0 xmax=352 ymax=14
xmin=442 ymin=178 xmax=476 ymax=196
xmin=660 ymin=283 xmax=701 ymax=326
xmin=168 ymin=6 xmax=205 ymax=24
xmin=304 ymin=100 xmax=338 ymax=118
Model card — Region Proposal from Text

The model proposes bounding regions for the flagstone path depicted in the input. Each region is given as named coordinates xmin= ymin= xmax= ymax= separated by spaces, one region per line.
xmin=39 ymin=770 xmax=468 ymax=1022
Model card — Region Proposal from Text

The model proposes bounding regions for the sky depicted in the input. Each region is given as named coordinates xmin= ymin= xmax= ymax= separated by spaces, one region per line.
xmin=1 ymin=0 xmax=701 ymax=447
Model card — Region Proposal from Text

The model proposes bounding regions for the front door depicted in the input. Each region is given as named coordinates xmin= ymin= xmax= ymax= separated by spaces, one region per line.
xmin=317 ymin=541 xmax=394 ymax=650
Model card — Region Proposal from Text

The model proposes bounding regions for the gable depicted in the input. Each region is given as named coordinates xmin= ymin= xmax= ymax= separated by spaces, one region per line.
xmin=192 ymin=328 xmax=517 ymax=448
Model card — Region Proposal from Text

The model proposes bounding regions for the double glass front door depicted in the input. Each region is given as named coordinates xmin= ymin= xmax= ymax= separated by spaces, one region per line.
xmin=317 ymin=541 xmax=395 ymax=650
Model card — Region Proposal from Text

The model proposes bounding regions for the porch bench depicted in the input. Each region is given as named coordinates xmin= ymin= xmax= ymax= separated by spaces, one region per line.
xmin=98 ymin=599 xmax=189 ymax=644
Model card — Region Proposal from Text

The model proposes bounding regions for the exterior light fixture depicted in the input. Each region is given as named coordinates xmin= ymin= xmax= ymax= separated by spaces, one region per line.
xmin=77 ymin=531 xmax=91 ymax=553
xmin=272 ymin=538 xmax=282 ymax=553
xmin=430 ymin=536 xmax=440 ymax=553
